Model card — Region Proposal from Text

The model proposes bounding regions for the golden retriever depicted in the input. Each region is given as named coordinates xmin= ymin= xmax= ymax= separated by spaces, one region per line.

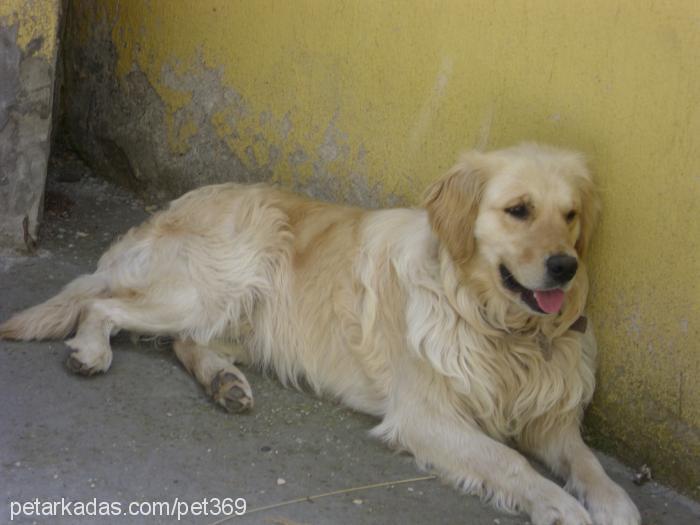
xmin=0 ymin=143 xmax=640 ymax=525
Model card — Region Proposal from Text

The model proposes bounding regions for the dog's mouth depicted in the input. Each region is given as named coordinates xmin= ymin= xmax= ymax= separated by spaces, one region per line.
xmin=498 ymin=264 xmax=565 ymax=314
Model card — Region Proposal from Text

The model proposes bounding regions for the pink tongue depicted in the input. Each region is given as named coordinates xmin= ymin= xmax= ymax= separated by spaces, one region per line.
xmin=534 ymin=289 xmax=565 ymax=313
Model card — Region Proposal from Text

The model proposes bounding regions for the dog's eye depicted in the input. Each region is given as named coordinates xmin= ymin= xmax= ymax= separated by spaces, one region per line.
xmin=505 ymin=204 xmax=529 ymax=220
xmin=565 ymin=210 xmax=577 ymax=223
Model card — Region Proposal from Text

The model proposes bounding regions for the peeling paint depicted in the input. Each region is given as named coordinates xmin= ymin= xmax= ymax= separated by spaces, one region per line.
xmin=0 ymin=0 xmax=61 ymax=249
xmin=0 ymin=1 xmax=59 ymax=60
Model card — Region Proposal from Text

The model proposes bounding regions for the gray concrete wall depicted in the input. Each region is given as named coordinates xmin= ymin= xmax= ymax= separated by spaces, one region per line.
xmin=0 ymin=1 xmax=61 ymax=251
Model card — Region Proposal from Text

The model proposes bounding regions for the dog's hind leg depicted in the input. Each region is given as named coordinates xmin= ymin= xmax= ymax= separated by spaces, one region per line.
xmin=65 ymin=295 xmax=196 ymax=376
xmin=64 ymin=301 xmax=115 ymax=375
xmin=173 ymin=339 xmax=253 ymax=413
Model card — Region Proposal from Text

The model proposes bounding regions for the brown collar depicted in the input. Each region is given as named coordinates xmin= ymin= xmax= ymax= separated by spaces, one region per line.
xmin=569 ymin=316 xmax=588 ymax=333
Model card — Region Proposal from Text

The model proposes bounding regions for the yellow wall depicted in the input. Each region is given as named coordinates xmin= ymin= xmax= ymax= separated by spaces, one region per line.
xmin=69 ymin=0 xmax=699 ymax=494
xmin=0 ymin=0 xmax=60 ymax=60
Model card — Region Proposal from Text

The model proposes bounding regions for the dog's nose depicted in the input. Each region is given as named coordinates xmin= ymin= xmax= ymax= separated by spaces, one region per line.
xmin=546 ymin=254 xmax=578 ymax=284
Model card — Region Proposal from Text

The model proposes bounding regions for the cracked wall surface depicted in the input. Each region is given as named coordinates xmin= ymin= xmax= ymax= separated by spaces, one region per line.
xmin=0 ymin=0 xmax=61 ymax=250
xmin=60 ymin=1 xmax=699 ymax=496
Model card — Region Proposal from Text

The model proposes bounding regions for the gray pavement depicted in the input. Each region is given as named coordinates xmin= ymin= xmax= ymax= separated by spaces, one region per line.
xmin=1 ymin=159 xmax=699 ymax=525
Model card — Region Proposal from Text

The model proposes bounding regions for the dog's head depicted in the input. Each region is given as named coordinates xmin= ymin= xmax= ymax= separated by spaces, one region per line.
xmin=424 ymin=143 xmax=599 ymax=318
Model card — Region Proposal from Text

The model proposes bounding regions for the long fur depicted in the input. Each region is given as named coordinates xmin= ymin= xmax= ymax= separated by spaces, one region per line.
xmin=0 ymin=273 xmax=106 ymax=340
xmin=0 ymin=143 xmax=639 ymax=525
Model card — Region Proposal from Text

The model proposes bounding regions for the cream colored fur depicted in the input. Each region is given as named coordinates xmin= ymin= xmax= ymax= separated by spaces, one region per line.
xmin=0 ymin=143 xmax=639 ymax=525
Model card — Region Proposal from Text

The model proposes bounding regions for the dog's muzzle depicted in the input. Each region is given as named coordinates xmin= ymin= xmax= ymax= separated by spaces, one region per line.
xmin=545 ymin=254 xmax=578 ymax=285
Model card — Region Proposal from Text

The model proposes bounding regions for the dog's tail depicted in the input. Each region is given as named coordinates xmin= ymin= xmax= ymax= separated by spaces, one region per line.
xmin=0 ymin=273 xmax=107 ymax=341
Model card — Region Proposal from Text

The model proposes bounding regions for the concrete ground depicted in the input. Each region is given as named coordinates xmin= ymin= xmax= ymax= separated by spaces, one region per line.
xmin=1 ymin=155 xmax=699 ymax=525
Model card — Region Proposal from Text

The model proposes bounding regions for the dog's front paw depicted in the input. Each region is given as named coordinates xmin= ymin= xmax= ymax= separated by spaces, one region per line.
xmin=532 ymin=488 xmax=592 ymax=525
xmin=585 ymin=483 xmax=640 ymax=525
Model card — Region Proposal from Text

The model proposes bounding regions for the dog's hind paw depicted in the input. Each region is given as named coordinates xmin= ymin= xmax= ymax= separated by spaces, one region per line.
xmin=64 ymin=336 xmax=112 ymax=376
xmin=65 ymin=352 xmax=110 ymax=376
xmin=210 ymin=369 xmax=253 ymax=413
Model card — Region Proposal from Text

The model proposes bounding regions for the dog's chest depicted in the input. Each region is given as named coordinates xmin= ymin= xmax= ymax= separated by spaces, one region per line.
xmin=461 ymin=334 xmax=593 ymax=439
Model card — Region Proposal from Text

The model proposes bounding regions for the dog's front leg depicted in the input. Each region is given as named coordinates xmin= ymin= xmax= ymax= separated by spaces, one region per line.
xmin=521 ymin=423 xmax=640 ymax=525
xmin=375 ymin=369 xmax=592 ymax=524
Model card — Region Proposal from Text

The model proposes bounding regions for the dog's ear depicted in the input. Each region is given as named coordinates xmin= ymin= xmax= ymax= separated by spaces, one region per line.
xmin=422 ymin=152 xmax=489 ymax=266
xmin=573 ymin=165 xmax=601 ymax=259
